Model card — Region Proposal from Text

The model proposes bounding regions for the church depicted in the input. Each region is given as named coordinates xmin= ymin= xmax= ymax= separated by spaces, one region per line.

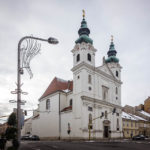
xmin=32 ymin=12 xmax=123 ymax=140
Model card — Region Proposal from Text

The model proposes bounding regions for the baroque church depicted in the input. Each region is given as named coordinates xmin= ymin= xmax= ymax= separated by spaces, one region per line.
xmin=32 ymin=12 xmax=123 ymax=139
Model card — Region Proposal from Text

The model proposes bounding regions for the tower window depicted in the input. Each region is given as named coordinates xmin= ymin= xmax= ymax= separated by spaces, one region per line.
xmin=116 ymin=71 xmax=119 ymax=77
xmin=69 ymin=99 xmax=72 ymax=107
xmin=87 ymin=53 xmax=91 ymax=61
xmin=76 ymin=54 xmax=80 ymax=62
xmin=116 ymin=87 xmax=118 ymax=94
xmin=46 ymin=99 xmax=50 ymax=110
xmin=88 ymin=75 xmax=92 ymax=84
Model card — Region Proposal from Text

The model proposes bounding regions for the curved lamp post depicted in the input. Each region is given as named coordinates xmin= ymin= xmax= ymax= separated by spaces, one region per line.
xmin=17 ymin=36 xmax=58 ymax=144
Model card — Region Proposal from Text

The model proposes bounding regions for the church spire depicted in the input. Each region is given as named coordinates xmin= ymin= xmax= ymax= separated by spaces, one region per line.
xmin=75 ymin=10 xmax=93 ymax=45
xmin=105 ymin=36 xmax=119 ymax=63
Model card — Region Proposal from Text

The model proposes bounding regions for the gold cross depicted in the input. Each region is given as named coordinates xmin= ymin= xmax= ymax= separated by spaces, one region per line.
xmin=82 ymin=9 xmax=85 ymax=18
xmin=111 ymin=35 xmax=113 ymax=42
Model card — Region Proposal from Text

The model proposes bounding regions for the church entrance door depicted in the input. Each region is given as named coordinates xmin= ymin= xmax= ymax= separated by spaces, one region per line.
xmin=104 ymin=126 xmax=109 ymax=138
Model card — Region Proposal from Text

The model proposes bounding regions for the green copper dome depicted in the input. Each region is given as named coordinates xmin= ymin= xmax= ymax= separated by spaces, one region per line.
xmin=105 ymin=56 xmax=119 ymax=63
xmin=75 ymin=16 xmax=93 ymax=45
xmin=105 ymin=36 xmax=119 ymax=63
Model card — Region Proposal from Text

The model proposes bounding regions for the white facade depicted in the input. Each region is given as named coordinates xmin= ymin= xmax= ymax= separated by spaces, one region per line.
xmin=32 ymin=16 xmax=123 ymax=140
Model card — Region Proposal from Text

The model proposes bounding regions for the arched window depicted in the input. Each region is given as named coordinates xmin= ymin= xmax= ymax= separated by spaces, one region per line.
xmin=70 ymin=99 xmax=72 ymax=107
xmin=116 ymin=87 xmax=118 ymax=95
xmin=105 ymin=111 xmax=107 ymax=119
xmin=116 ymin=71 xmax=119 ymax=77
xmin=76 ymin=54 xmax=80 ymax=62
xmin=46 ymin=99 xmax=50 ymax=110
xmin=117 ymin=118 xmax=119 ymax=131
xmin=88 ymin=113 xmax=93 ymax=129
xmin=87 ymin=53 xmax=91 ymax=61
xmin=88 ymin=75 xmax=92 ymax=84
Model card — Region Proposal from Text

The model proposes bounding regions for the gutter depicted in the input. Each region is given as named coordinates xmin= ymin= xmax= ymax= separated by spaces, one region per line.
xmin=59 ymin=92 xmax=61 ymax=140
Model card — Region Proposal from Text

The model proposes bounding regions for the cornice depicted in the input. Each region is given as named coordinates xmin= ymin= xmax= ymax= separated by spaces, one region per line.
xmin=71 ymin=62 xmax=122 ymax=84
xmin=81 ymin=95 xmax=122 ymax=110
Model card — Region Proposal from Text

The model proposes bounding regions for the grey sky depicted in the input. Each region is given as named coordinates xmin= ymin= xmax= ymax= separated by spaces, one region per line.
xmin=0 ymin=0 xmax=150 ymax=121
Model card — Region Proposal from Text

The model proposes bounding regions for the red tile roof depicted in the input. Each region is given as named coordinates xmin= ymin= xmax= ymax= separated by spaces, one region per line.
xmin=61 ymin=106 xmax=72 ymax=112
xmin=40 ymin=77 xmax=73 ymax=100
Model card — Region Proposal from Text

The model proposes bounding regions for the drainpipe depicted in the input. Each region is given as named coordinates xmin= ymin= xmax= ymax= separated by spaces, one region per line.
xmin=59 ymin=92 xmax=61 ymax=140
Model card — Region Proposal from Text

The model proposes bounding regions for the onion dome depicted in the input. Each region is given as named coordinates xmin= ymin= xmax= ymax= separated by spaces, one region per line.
xmin=105 ymin=36 xmax=119 ymax=63
xmin=75 ymin=10 xmax=93 ymax=45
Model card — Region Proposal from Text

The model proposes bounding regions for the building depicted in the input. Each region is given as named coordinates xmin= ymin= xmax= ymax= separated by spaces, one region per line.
xmin=122 ymin=112 xmax=139 ymax=138
xmin=32 ymin=13 xmax=123 ymax=140
xmin=144 ymin=97 xmax=150 ymax=113
xmin=21 ymin=117 xmax=32 ymax=136
xmin=123 ymin=105 xmax=150 ymax=137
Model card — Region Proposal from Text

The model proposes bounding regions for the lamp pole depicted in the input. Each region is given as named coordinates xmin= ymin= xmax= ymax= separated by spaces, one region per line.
xmin=17 ymin=36 xmax=58 ymax=144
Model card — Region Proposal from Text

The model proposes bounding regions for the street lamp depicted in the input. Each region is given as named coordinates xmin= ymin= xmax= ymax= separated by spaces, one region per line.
xmin=17 ymin=36 xmax=58 ymax=145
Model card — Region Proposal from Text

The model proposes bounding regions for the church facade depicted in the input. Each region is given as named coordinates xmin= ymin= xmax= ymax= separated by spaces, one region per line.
xmin=32 ymin=14 xmax=123 ymax=140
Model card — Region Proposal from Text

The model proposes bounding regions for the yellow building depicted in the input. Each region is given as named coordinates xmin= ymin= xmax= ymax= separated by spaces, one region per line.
xmin=122 ymin=111 xmax=150 ymax=138
xmin=122 ymin=112 xmax=139 ymax=138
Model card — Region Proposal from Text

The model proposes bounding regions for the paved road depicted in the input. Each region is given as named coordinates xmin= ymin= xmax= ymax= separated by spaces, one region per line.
xmin=20 ymin=140 xmax=150 ymax=150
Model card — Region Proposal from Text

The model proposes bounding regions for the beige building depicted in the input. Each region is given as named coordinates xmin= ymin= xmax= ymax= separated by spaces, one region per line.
xmin=122 ymin=112 xmax=139 ymax=138
xmin=144 ymin=97 xmax=150 ymax=113
xmin=122 ymin=105 xmax=150 ymax=137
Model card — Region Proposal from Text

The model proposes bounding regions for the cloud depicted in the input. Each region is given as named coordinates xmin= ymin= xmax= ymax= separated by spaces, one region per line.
xmin=0 ymin=0 xmax=150 ymax=118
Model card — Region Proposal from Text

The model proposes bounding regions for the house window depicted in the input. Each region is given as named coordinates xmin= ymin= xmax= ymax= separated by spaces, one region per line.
xmin=46 ymin=99 xmax=50 ymax=110
xmin=104 ymin=111 xmax=107 ymax=119
xmin=116 ymin=71 xmax=119 ymax=77
xmin=69 ymin=99 xmax=72 ymax=107
xmin=123 ymin=122 xmax=125 ymax=127
xmin=117 ymin=118 xmax=119 ymax=131
xmin=87 ymin=53 xmax=91 ymax=61
xmin=77 ymin=75 xmax=80 ymax=79
xmin=76 ymin=54 xmax=80 ymax=62
xmin=102 ymin=86 xmax=109 ymax=101
xmin=88 ymin=75 xmax=92 ymax=84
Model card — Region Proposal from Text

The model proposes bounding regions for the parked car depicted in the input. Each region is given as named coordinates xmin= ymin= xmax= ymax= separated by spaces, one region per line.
xmin=132 ymin=135 xmax=145 ymax=140
xmin=30 ymin=135 xmax=40 ymax=141
xmin=21 ymin=135 xmax=31 ymax=140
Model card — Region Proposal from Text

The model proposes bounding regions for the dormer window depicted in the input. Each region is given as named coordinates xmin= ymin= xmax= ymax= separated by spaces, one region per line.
xmin=116 ymin=71 xmax=119 ymax=77
xmin=77 ymin=54 xmax=80 ymax=62
xmin=87 ymin=53 xmax=91 ymax=61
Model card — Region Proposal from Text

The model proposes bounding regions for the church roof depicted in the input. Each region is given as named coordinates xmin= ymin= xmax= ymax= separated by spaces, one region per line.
xmin=40 ymin=77 xmax=73 ymax=100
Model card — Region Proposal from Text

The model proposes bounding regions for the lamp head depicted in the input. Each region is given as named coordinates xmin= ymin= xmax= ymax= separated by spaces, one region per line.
xmin=48 ymin=37 xmax=59 ymax=44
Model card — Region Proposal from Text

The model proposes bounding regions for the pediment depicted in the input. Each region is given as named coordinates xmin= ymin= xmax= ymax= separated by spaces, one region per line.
xmin=97 ymin=64 xmax=113 ymax=77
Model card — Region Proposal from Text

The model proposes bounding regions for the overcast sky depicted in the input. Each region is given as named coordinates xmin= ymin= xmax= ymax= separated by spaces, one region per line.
xmin=0 ymin=0 xmax=150 ymax=122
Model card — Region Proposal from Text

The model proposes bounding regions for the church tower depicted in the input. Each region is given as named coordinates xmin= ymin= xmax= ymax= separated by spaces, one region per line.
xmin=71 ymin=11 xmax=97 ymax=119
xmin=72 ymin=10 xmax=97 ymax=67
xmin=105 ymin=36 xmax=122 ymax=81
